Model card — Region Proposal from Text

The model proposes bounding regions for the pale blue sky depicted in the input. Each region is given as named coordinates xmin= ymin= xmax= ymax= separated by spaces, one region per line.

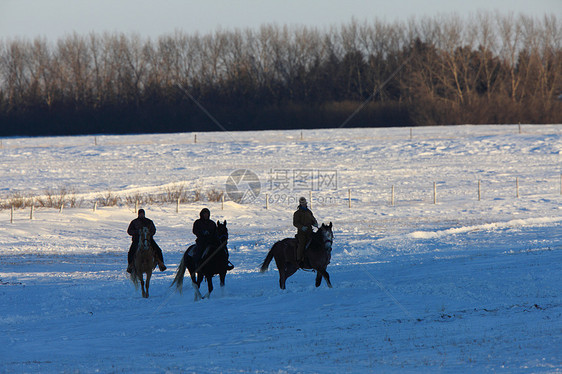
xmin=0 ymin=0 xmax=560 ymax=41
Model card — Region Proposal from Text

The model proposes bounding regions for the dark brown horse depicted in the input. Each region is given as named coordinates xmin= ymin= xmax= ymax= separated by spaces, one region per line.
xmin=171 ymin=221 xmax=234 ymax=301
xmin=260 ymin=222 xmax=333 ymax=289
xmin=130 ymin=227 xmax=155 ymax=298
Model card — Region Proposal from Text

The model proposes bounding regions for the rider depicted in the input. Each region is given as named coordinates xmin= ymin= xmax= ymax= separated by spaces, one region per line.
xmin=192 ymin=208 xmax=218 ymax=267
xmin=127 ymin=209 xmax=166 ymax=273
xmin=293 ymin=196 xmax=318 ymax=266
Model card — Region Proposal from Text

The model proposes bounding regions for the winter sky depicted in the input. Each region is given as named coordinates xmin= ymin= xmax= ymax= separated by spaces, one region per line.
xmin=0 ymin=0 xmax=560 ymax=41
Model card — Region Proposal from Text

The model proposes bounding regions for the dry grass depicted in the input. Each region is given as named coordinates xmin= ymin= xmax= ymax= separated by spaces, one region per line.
xmin=36 ymin=187 xmax=82 ymax=208
xmin=206 ymin=189 xmax=224 ymax=202
xmin=97 ymin=190 xmax=121 ymax=207
xmin=1 ymin=185 xmax=225 ymax=210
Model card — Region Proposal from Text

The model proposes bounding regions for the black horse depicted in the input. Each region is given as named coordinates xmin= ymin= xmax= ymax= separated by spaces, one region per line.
xmin=260 ymin=222 xmax=333 ymax=289
xmin=171 ymin=220 xmax=234 ymax=300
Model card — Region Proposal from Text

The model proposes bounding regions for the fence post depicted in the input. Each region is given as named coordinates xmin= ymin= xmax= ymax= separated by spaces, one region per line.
xmin=433 ymin=182 xmax=437 ymax=204
xmin=94 ymin=136 xmax=98 ymax=146
xmin=10 ymin=205 xmax=14 ymax=223
xmin=301 ymin=131 xmax=304 ymax=141
xmin=135 ymin=200 xmax=139 ymax=213
xmin=265 ymin=193 xmax=269 ymax=210
xmin=391 ymin=185 xmax=395 ymax=206
xmin=518 ymin=123 xmax=522 ymax=134
xmin=221 ymin=194 xmax=224 ymax=210
xmin=93 ymin=201 xmax=97 ymax=212
xmin=176 ymin=197 xmax=180 ymax=213
xmin=516 ymin=177 xmax=519 ymax=198
xmin=478 ymin=180 xmax=481 ymax=201
xmin=410 ymin=128 xmax=413 ymax=141
xmin=30 ymin=202 xmax=34 ymax=220
xmin=348 ymin=189 xmax=351 ymax=208
xmin=194 ymin=134 xmax=197 ymax=144
xmin=59 ymin=203 xmax=64 ymax=213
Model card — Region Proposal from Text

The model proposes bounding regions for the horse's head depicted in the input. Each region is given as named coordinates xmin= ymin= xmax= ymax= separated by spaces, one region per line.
xmin=138 ymin=226 xmax=152 ymax=251
xmin=216 ymin=220 xmax=228 ymax=244
xmin=315 ymin=222 xmax=333 ymax=251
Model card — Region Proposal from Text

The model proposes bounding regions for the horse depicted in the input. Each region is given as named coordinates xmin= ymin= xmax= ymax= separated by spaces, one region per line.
xmin=129 ymin=227 xmax=156 ymax=298
xmin=260 ymin=222 xmax=333 ymax=290
xmin=171 ymin=220 xmax=234 ymax=301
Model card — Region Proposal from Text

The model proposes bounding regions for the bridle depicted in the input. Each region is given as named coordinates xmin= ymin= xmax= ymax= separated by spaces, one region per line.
xmin=138 ymin=227 xmax=152 ymax=252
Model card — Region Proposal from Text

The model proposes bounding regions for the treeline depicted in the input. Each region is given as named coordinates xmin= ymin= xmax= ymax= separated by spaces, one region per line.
xmin=0 ymin=12 xmax=561 ymax=136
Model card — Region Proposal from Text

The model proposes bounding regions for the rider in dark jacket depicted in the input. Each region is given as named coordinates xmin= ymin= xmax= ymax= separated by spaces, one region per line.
xmin=127 ymin=209 xmax=166 ymax=273
xmin=192 ymin=208 xmax=218 ymax=266
xmin=293 ymin=197 xmax=318 ymax=265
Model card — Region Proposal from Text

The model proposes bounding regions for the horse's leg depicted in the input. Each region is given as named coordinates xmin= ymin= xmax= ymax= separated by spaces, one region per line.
xmin=278 ymin=265 xmax=287 ymax=290
xmin=219 ymin=271 xmax=226 ymax=296
xmin=187 ymin=265 xmax=203 ymax=301
xmin=315 ymin=271 xmax=323 ymax=287
xmin=145 ymin=270 xmax=152 ymax=298
xmin=272 ymin=254 xmax=287 ymax=289
xmin=219 ymin=272 xmax=226 ymax=287
xmin=316 ymin=269 xmax=332 ymax=288
xmin=140 ymin=275 xmax=146 ymax=298
xmin=323 ymin=270 xmax=332 ymax=288
xmin=203 ymin=275 xmax=213 ymax=299
xmin=193 ymin=273 xmax=203 ymax=301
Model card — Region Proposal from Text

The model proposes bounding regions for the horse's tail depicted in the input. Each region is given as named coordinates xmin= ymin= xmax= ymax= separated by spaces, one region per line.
xmin=260 ymin=245 xmax=276 ymax=273
xmin=171 ymin=251 xmax=188 ymax=294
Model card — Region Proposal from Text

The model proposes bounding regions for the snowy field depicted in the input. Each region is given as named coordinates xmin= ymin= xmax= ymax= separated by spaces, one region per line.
xmin=1 ymin=124 xmax=561 ymax=373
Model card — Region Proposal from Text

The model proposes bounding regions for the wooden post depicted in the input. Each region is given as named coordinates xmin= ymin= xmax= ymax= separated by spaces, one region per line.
xmin=300 ymin=131 xmax=303 ymax=141
xmin=391 ymin=185 xmax=395 ymax=206
xmin=478 ymin=180 xmax=481 ymax=201
xmin=135 ymin=200 xmax=139 ymax=213
xmin=516 ymin=177 xmax=519 ymax=198
xmin=265 ymin=193 xmax=269 ymax=210
xmin=10 ymin=206 xmax=14 ymax=223
xmin=518 ymin=123 xmax=522 ymax=134
xmin=221 ymin=194 xmax=224 ymax=210
xmin=194 ymin=134 xmax=197 ymax=144
xmin=93 ymin=201 xmax=97 ymax=212
xmin=433 ymin=182 xmax=437 ymax=204
xmin=59 ymin=203 xmax=64 ymax=213
xmin=410 ymin=128 xmax=413 ymax=141
xmin=176 ymin=197 xmax=180 ymax=213
xmin=94 ymin=136 xmax=98 ymax=146
xmin=30 ymin=203 xmax=34 ymax=220
xmin=348 ymin=189 xmax=351 ymax=209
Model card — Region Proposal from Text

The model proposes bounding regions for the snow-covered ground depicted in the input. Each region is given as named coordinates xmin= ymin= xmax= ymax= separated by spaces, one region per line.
xmin=1 ymin=125 xmax=561 ymax=373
